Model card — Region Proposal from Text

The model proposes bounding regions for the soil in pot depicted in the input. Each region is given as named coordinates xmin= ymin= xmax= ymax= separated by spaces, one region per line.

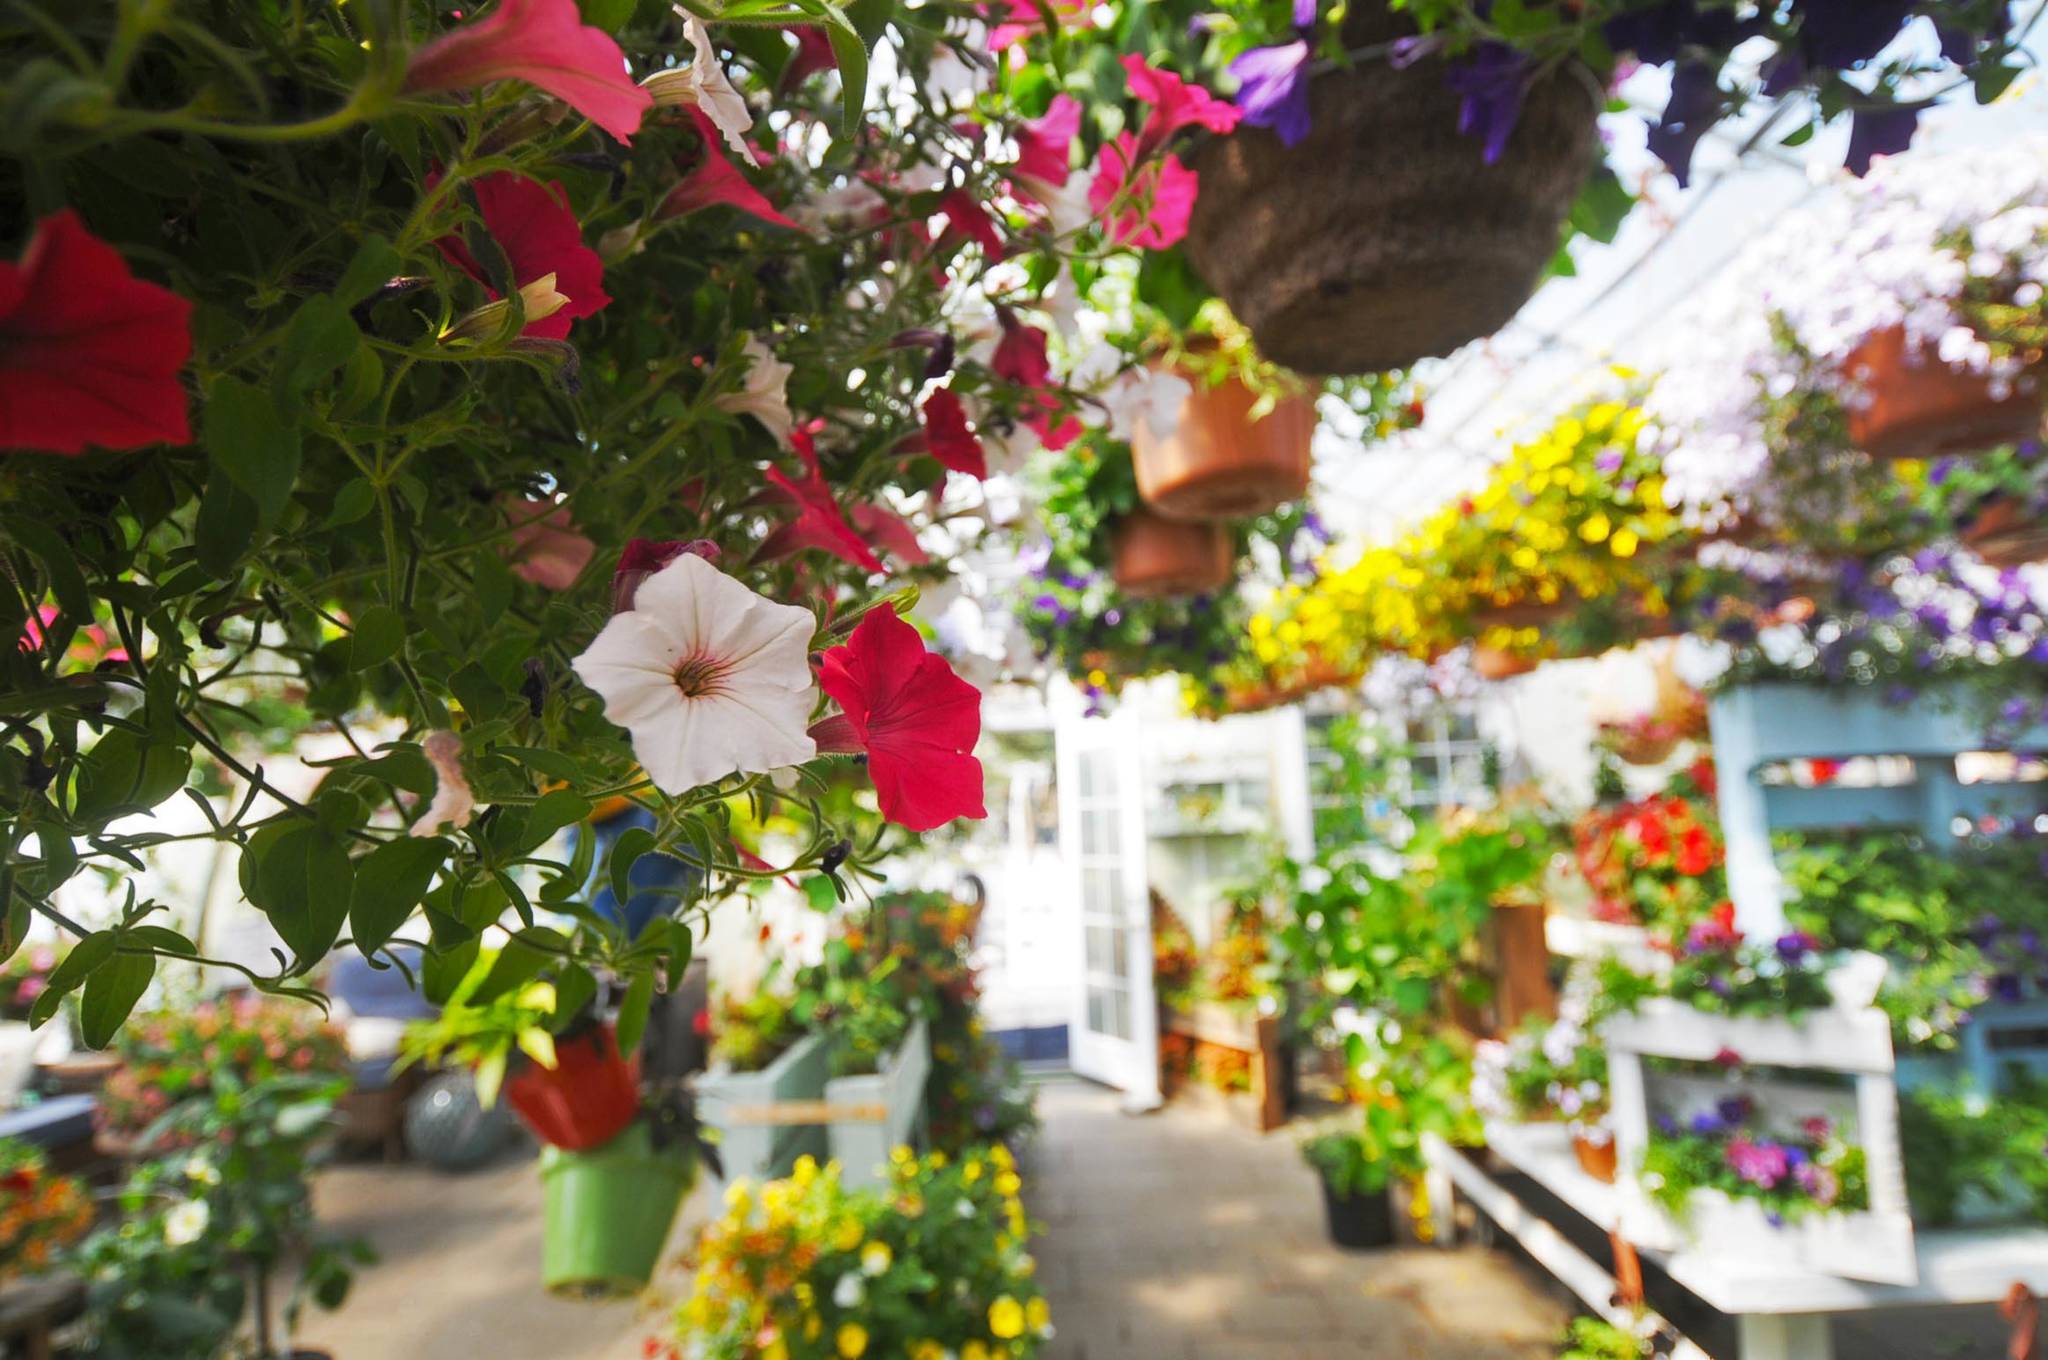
xmin=1109 ymin=509 xmax=1233 ymax=598
xmin=1318 ymin=1175 xmax=1395 ymax=1250
xmin=1184 ymin=3 xmax=1599 ymax=376
xmin=1131 ymin=368 xmax=1314 ymax=521
xmin=1845 ymin=325 xmax=2042 ymax=461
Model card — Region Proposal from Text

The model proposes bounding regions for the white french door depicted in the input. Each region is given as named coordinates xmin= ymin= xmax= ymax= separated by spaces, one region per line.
xmin=1055 ymin=709 xmax=1159 ymax=1107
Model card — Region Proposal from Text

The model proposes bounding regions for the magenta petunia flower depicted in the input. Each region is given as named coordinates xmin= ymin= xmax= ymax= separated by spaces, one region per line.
xmin=404 ymin=0 xmax=652 ymax=144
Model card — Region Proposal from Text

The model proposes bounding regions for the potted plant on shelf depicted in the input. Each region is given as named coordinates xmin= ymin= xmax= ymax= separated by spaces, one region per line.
xmin=0 ymin=1138 xmax=91 ymax=1280
xmin=696 ymin=981 xmax=834 ymax=1185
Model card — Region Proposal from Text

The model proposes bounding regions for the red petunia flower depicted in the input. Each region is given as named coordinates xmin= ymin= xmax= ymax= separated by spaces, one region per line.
xmin=759 ymin=429 xmax=884 ymax=574
xmin=988 ymin=311 xmax=1079 ymax=451
xmin=850 ymin=502 xmax=929 ymax=566
xmin=659 ymin=109 xmax=803 ymax=231
xmin=1 ymin=211 xmax=193 ymax=455
xmin=404 ymin=0 xmax=652 ymax=144
xmin=917 ymin=387 xmax=988 ymax=479
xmin=1121 ymin=54 xmax=1242 ymax=159
xmin=1674 ymin=824 xmax=1716 ymax=878
xmin=814 ymin=607 xmax=985 ymax=832
xmin=1089 ymin=132 xmax=1199 ymax=250
xmin=436 ymin=173 xmax=610 ymax=340
xmin=935 ymin=189 xmax=1006 ymax=260
xmin=1011 ymin=94 xmax=1082 ymax=201
xmin=780 ymin=25 xmax=838 ymax=89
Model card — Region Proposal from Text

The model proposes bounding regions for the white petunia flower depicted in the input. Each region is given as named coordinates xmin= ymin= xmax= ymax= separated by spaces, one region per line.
xmin=163 ymin=1199 xmax=210 ymax=1247
xmin=413 ymin=730 xmax=474 ymax=836
xmin=659 ymin=12 xmax=756 ymax=166
xmin=570 ymin=554 xmax=818 ymax=795
xmin=713 ymin=337 xmax=795 ymax=447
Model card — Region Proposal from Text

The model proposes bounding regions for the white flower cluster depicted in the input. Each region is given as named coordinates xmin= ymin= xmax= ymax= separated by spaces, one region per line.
xmin=1643 ymin=138 xmax=2048 ymax=523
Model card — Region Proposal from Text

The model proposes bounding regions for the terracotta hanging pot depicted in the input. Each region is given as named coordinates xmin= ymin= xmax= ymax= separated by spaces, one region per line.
xmin=1471 ymin=645 xmax=1537 ymax=681
xmin=1844 ymin=325 xmax=2041 ymax=461
xmin=1109 ymin=509 xmax=1233 ymax=598
xmin=1960 ymin=496 xmax=2048 ymax=569
xmin=1183 ymin=3 xmax=1598 ymax=377
xmin=1131 ymin=366 xmax=1315 ymax=521
xmin=1572 ymin=1131 xmax=1618 ymax=1184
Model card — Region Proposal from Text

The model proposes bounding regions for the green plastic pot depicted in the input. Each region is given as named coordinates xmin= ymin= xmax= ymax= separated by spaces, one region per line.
xmin=540 ymin=1121 xmax=695 ymax=1298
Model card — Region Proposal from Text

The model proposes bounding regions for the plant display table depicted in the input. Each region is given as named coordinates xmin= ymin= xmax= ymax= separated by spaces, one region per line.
xmin=1159 ymin=1002 xmax=1287 ymax=1132
xmin=1431 ymin=1121 xmax=2048 ymax=1360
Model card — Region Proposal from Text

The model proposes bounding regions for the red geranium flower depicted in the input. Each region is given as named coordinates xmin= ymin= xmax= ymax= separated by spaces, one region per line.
xmin=814 ymin=607 xmax=985 ymax=832
xmin=404 ymin=0 xmax=652 ymax=144
xmin=436 ymin=172 xmax=609 ymax=340
xmin=659 ymin=109 xmax=803 ymax=231
xmin=1675 ymin=823 xmax=1716 ymax=878
xmin=917 ymin=387 xmax=988 ymax=479
xmin=1 ymin=211 xmax=193 ymax=455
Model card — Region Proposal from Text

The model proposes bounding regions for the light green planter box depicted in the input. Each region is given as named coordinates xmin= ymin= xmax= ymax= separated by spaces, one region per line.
xmin=695 ymin=1029 xmax=830 ymax=1187
xmin=827 ymin=1018 xmax=930 ymax=1190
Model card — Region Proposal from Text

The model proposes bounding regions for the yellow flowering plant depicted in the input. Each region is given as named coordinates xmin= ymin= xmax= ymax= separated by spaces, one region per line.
xmin=1219 ymin=398 xmax=1690 ymax=704
xmin=671 ymin=1147 xmax=1049 ymax=1360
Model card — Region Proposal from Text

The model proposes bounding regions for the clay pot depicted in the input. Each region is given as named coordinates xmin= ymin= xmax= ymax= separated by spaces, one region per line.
xmin=1471 ymin=645 xmax=1537 ymax=681
xmin=1844 ymin=325 xmax=2041 ymax=461
xmin=1110 ymin=509 xmax=1233 ymax=598
xmin=1470 ymin=598 xmax=1570 ymax=632
xmin=1184 ymin=3 xmax=1598 ymax=376
xmin=503 ymin=1023 xmax=641 ymax=1152
xmin=1961 ymin=496 xmax=2048 ymax=569
xmin=1131 ymin=368 xmax=1314 ymax=521
xmin=1572 ymin=1131 xmax=1618 ymax=1184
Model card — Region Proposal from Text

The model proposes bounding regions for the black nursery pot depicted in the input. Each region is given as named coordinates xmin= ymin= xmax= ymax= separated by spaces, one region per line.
xmin=1318 ymin=1174 xmax=1394 ymax=1250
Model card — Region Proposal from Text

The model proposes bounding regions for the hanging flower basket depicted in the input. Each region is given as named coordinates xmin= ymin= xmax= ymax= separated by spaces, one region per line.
xmin=1468 ymin=597 xmax=1572 ymax=633
xmin=1183 ymin=4 xmax=1598 ymax=377
xmin=1109 ymin=508 xmax=1233 ymax=598
xmin=1844 ymin=326 xmax=2042 ymax=461
xmin=540 ymin=1120 xmax=696 ymax=1298
xmin=1131 ymin=366 xmax=1314 ymax=521
xmin=504 ymin=1023 xmax=641 ymax=1152
xmin=1960 ymin=495 xmax=2048 ymax=569
xmin=1471 ymin=646 xmax=1537 ymax=681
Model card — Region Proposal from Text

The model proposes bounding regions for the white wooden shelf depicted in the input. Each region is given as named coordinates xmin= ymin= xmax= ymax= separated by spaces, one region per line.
xmin=1478 ymin=1120 xmax=2048 ymax=1317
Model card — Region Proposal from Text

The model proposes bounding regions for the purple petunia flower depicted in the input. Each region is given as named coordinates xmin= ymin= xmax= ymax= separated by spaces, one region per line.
xmin=1230 ymin=41 xmax=1314 ymax=147
xmin=1444 ymin=42 xmax=1531 ymax=165
xmin=1647 ymin=61 xmax=1725 ymax=187
xmin=1845 ymin=102 xmax=1925 ymax=177
xmin=1774 ymin=931 xmax=1820 ymax=963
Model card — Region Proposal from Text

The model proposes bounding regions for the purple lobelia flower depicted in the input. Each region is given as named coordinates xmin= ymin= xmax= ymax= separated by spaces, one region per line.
xmin=1444 ymin=42 xmax=1531 ymax=165
xmin=1845 ymin=101 xmax=1924 ymax=176
xmin=1230 ymin=40 xmax=1314 ymax=147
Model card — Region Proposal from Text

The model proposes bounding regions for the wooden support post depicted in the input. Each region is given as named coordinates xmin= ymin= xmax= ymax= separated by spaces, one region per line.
xmin=1608 ymin=1230 xmax=1644 ymax=1308
xmin=2004 ymin=1282 xmax=2040 ymax=1360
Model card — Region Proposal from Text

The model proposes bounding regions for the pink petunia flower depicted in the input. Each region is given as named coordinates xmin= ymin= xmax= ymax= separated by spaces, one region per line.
xmin=1011 ymin=94 xmax=1082 ymax=201
xmin=1089 ymin=132 xmax=1199 ymax=250
xmin=404 ymin=0 xmax=653 ymax=144
xmin=1121 ymin=54 xmax=1241 ymax=160
xmin=659 ymin=109 xmax=804 ymax=231
xmin=436 ymin=172 xmax=610 ymax=339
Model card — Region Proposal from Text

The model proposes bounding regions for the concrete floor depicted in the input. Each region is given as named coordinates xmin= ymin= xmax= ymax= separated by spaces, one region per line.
xmin=301 ymin=1077 xmax=1569 ymax=1360
xmin=1026 ymin=1079 xmax=1567 ymax=1360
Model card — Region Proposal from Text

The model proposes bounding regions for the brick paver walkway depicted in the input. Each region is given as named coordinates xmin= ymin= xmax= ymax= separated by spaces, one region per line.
xmin=1027 ymin=1079 xmax=1568 ymax=1360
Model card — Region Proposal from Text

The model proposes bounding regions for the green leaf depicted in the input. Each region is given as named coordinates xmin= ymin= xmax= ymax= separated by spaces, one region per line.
xmin=551 ymin=963 xmax=598 ymax=1031
xmin=195 ymin=466 xmax=260 ymax=576
xmin=350 ymin=836 xmax=450 ymax=955
xmin=499 ymin=745 xmax=583 ymax=782
xmin=789 ymin=0 xmax=867 ymax=136
xmin=322 ymin=478 xmax=378 ymax=529
xmin=616 ymin=968 xmax=656 ymax=1056
xmin=252 ymin=824 xmax=356 ymax=970
xmin=80 ymin=950 xmax=155 ymax=1049
xmin=471 ymin=926 xmax=568 ymax=1003
xmin=422 ymin=937 xmax=480 ymax=1005
xmin=28 ymin=930 xmax=116 ymax=1029
xmin=272 ymin=295 xmax=361 ymax=414
xmin=348 ymin=605 xmax=405 ymax=670
xmin=664 ymin=917 xmax=694 ymax=991
xmin=521 ymin=788 xmax=593 ymax=852
xmin=1 ymin=517 xmax=88 ymax=657
xmin=333 ymin=234 xmax=402 ymax=308
xmin=472 ymin=546 xmax=516 ymax=627
xmin=802 ymin=874 xmax=837 ymax=911
xmin=580 ymin=0 xmax=638 ymax=29
xmin=205 ymin=375 xmax=302 ymax=521
xmin=608 ymin=825 xmax=657 ymax=906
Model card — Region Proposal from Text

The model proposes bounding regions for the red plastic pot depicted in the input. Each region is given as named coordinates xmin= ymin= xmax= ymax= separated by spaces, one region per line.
xmin=504 ymin=1024 xmax=641 ymax=1152
xmin=1844 ymin=325 xmax=2040 ymax=461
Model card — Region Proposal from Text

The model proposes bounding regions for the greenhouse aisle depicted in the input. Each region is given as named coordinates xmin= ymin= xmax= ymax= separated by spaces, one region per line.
xmin=1025 ymin=1079 xmax=1565 ymax=1360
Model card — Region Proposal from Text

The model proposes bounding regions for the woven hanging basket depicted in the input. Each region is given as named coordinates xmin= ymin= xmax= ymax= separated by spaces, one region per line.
xmin=1109 ymin=508 xmax=1234 ymax=598
xmin=1184 ymin=5 xmax=1599 ymax=377
xmin=1961 ymin=496 xmax=2048 ymax=569
xmin=1131 ymin=365 xmax=1315 ymax=521
xmin=1845 ymin=325 xmax=2042 ymax=461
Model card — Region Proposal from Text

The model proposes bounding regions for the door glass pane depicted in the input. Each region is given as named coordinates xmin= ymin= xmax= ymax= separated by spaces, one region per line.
xmin=1081 ymin=809 xmax=1116 ymax=855
xmin=1111 ymin=928 xmax=1128 ymax=976
xmin=1080 ymin=749 xmax=1114 ymax=798
xmin=1109 ymin=985 xmax=1131 ymax=1039
xmin=1086 ymin=986 xmax=1112 ymax=1035
xmin=1082 ymin=866 xmax=1119 ymax=916
xmin=1085 ymin=925 xmax=1116 ymax=973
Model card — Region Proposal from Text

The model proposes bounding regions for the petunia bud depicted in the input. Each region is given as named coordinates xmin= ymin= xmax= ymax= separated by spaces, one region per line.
xmin=611 ymin=538 xmax=720 ymax=613
xmin=441 ymin=272 xmax=570 ymax=343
